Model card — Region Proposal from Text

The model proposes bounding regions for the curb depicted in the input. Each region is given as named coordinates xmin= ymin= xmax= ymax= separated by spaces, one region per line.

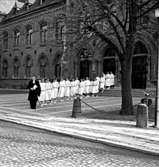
xmin=0 ymin=117 xmax=159 ymax=157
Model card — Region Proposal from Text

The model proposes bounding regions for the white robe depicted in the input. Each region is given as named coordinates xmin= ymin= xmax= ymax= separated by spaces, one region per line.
xmin=92 ymin=80 xmax=99 ymax=94
xmin=65 ymin=80 xmax=71 ymax=97
xmin=58 ymin=80 xmax=66 ymax=98
xmin=89 ymin=81 xmax=93 ymax=94
xmin=110 ymin=73 xmax=115 ymax=86
xmin=74 ymin=79 xmax=80 ymax=95
xmin=38 ymin=82 xmax=46 ymax=102
xmin=45 ymin=82 xmax=52 ymax=101
xmin=100 ymin=77 xmax=105 ymax=89
xmin=70 ymin=81 xmax=75 ymax=97
xmin=85 ymin=79 xmax=90 ymax=94
xmin=51 ymin=81 xmax=59 ymax=99
xmin=79 ymin=81 xmax=85 ymax=95
xmin=105 ymin=74 xmax=111 ymax=87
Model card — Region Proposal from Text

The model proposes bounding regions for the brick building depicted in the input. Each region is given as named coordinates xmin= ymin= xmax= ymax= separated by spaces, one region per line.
xmin=0 ymin=0 xmax=157 ymax=89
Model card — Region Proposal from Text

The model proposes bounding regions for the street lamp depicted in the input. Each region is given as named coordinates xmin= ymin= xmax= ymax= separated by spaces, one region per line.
xmin=155 ymin=8 xmax=159 ymax=128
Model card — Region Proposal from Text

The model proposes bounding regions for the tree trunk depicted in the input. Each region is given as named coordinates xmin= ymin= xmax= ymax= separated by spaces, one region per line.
xmin=120 ymin=57 xmax=133 ymax=115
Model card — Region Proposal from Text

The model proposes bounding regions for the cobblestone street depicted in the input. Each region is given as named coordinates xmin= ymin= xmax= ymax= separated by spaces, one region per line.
xmin=0 ymin=121 xmax=158 ymax=167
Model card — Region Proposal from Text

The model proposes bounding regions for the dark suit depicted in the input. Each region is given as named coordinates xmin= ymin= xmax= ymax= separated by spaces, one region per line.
xmin=27 ymin=80 xmax=41 ymax=109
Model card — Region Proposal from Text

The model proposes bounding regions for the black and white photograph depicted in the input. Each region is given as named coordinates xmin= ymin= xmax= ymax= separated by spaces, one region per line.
xmin=0 ymin=0 xmax=159 ymax=166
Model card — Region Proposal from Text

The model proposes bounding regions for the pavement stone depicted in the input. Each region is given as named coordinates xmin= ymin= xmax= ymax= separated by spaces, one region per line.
xmin=0 ymin=110 xmax=159 ymax=156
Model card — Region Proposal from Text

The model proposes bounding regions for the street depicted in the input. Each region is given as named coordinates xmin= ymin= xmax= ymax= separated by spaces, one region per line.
xmin=0 ymin=120 xmax=158 ymax=167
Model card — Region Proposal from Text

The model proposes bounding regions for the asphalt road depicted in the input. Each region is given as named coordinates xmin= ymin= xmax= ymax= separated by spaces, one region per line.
xmin=0 ymin=120 xmax=158 ymax=167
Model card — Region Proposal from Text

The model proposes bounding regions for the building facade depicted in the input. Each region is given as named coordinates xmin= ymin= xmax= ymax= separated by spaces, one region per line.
xmin=0 ymin=0 xmax=157 ymax=89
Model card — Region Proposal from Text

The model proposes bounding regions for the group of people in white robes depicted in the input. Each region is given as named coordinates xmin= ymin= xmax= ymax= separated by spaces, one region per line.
xmin=38 ymin=72 xmax=115 ymax=106
xmin=38 ymin=77 xmax=99 ymax=105
xmin=99 ymin=72 xmax=115 ymax=92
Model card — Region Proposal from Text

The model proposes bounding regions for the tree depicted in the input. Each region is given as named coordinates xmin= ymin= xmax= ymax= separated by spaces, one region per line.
xmin=73 ymin=0 xmax=159 ymax=115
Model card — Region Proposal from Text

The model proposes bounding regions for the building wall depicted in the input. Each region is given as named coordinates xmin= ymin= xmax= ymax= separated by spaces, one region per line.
xmin=0 ymin=0 xmax=66 ymax=84
xmin=0 ymin=0 xmax=157 ymax=89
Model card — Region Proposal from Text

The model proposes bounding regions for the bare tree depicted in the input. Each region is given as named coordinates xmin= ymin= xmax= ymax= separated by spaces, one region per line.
xmin=72 ymin=0 xmax=159 ymax=115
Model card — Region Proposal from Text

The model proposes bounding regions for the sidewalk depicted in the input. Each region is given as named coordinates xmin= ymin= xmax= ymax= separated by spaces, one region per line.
xmin=0 ymin=107 xmax=159 ymax=156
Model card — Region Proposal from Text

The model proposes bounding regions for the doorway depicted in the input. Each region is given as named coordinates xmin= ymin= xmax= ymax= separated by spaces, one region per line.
xmin=103 ymin=58 xmax=116 ymax=74
xmin=132 ymin=56 xmax=147 ymax=89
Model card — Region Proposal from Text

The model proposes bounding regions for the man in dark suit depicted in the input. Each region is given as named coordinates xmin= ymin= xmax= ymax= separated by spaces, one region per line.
xmin=27 ymin=76 xmax=41 ymax=110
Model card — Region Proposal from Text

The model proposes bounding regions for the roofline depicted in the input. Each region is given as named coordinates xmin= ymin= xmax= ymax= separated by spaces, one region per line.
xmin=0 ymin=0 xmax=66 ymax=25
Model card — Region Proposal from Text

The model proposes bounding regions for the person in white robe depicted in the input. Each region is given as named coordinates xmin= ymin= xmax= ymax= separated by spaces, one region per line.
xmin=74 ymin=77 xmax=80 ymax=95
xmin=96 ymin=76 xmax=100 ymax=93
xmin=45 ymin=79 xmax=52 ymax=103
xmin=85 ymin=77 xmax=90 ymax=96
xmin=58 ymin=78 xmax=66 ymax=100
xmin=89 ymin=79 xmax=93 ymax=95
xmin=44 ymin=79 xmax=49 ymax=103
xmin=110 ymin=72 xmax=115 ymax=88
xmin=100 ymin=74 xmax=105 ymax=93
xmin=70 ymin=78 xmax=75 ymax=97
xmin=51 ymin=78 xmax=59 ymax=103
xmin=105 ymin=72 xmax=111 ymax=89
xmin=92 ymin=78 xmax=99 ymax=96
xmin=65 ymin=78 xmax=71 ymax=99
xmin=79 ymin=79 xmax=85 ymax=96
xmin=38 ymin=79 xmax=46 ymax=106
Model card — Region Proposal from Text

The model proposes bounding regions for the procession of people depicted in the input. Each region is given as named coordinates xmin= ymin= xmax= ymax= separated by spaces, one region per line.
xmin=27 ymin=72 xmax=115 ymax=109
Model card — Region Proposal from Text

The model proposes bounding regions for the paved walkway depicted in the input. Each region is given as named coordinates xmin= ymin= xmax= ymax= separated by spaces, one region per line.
xmin=0 ymin=105 xmax=159 ymax=156
xmin=0 ymin=92 xmax=158 ymax=156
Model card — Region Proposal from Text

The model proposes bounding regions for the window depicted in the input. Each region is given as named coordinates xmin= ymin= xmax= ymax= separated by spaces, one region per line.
xmin=2 ymin=60 xmax=8 ymax=78
xmin=40 ymin=23 xmax=47 ymax=44
xmin=56 ymin=21 xmax=66 ymax=41
xmin=3 ymin=31 xmax=8 ymax=50
xmin=26 ymin=26 xmax=33 ymax=46
xmin=14 ymin=30 xmax=20 ymax=47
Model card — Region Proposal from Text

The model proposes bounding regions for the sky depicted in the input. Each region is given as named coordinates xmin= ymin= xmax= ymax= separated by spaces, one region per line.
xmin=0 ymin=0 xmax=35 ymax=14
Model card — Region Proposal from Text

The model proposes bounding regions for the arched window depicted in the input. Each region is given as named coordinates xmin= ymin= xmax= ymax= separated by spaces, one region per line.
xmin=14 ymin=29 xmax=20 ymax=47
xmin=55 ymin=19 xmax=66 ymax=42
xmin=3 ymin=31 xmax=8 ymax=50
xmin=134 ymin=41 xmax=148 ymax=55
xmin=2 ymin=59 xmax=8 ymax=78
xmin=40 ymin=22 xmax=47 ymax=44
xmin=26 ymin=25 xmax=33 ymax=46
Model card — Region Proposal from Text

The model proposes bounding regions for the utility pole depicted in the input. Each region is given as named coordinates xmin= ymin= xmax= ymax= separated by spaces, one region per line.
xmin=155 ymin=7 xmax=159 ymax=128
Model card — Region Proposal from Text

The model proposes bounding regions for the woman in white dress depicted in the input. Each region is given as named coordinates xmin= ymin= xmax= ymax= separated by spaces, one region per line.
xmin=38 ymin=79 xmax=46 ymax=106
xmin=79 ymin=79 xmax=85 ymax=96
xmin=105 ymin=72 xmax=111 ymax=89
xmin=45 ymin=79 xmax=52 ymax=104
xmin=74 ymin=77 xmax=80 ymax=95
xmin=92 ymin=78 xmax=99 ymax=96
xmin=89 ymin=79 xmax=93 ymax=96
xmin=85 ymin=77 xmax=90 ymax=96
xmin=110 ymin=72 xmax=115 ymax=88
xmin=100 ymin=74 xmax=105 ymax=93
xmin=65 ymin=78 xmax=71 ymax=100
xmin=70 ymin=78 xmax=75 ymax=97
xmin=58 ymin=78 xmax=66 ymax=101
xmin=51 ymin=78 xmax=59 ymax=103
